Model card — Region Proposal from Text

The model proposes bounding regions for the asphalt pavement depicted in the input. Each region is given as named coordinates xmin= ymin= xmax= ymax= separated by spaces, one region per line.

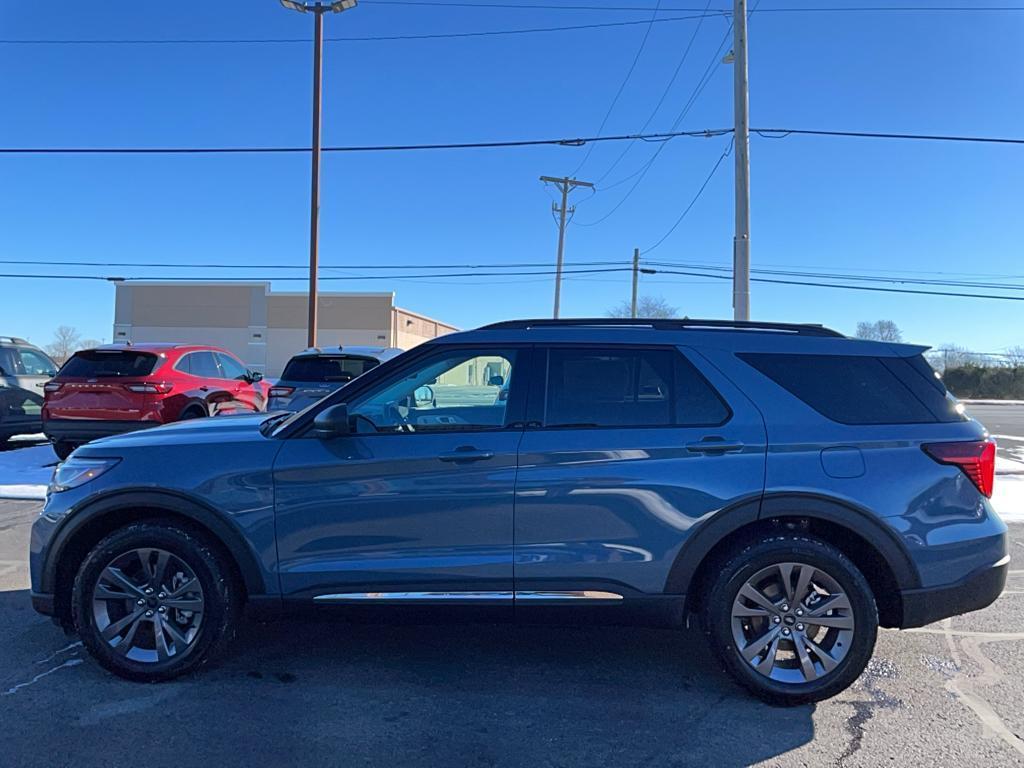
xmin=1 ymin=498 xmax=1022 ymax=767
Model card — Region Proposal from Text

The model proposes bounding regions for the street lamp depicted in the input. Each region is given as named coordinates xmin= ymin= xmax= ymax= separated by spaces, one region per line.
xmin=279 ymin=0 xmax=358 ymax=347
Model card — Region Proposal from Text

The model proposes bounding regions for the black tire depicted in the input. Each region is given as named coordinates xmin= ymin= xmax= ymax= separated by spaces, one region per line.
xmin=52 ymin=440 xmax=76 ymax=461
xmin=180 ymin=406 xmax=207 ymax=420
xmin=71 ymin=520 xmax=241 ymax=682
xmin=703 ymin=534 xmax=878 ymax=706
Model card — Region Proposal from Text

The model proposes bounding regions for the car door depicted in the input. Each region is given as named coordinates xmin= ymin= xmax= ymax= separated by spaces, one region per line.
xmin=513 ymin=344 xmax=767 ymax=601
xmin=215 ymin=352 xmax=264 ymax=412
xmin=273 ymin=345 xmax=530 ymax=603
xmin=1 ymin=347 xmax=56 ymax=435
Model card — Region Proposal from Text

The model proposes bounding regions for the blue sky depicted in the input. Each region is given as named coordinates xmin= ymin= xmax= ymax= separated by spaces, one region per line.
xmin=1 ymin=1 xmax=1022 ymax=352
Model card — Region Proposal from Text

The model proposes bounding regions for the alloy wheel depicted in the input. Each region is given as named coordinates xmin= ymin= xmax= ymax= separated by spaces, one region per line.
xmin=730 ymin=561 xmax=855 ymax=684
xmin=91 ymin=547 xmax=205 ymax=664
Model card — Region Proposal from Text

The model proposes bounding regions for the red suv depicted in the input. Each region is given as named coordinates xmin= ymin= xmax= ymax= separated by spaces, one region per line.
xmin=42 ymin=343 xmax=268 ymax=459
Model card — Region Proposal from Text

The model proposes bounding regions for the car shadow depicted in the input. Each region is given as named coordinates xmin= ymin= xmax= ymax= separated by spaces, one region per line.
xmin=221 ymin=614 xmax=817 ymax=767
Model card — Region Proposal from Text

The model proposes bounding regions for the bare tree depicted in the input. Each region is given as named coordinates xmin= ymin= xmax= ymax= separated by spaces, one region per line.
xmin=927 ymin=345 xmax=981 ymax=373
xmin=855 ymin=320 xmax=903 ymax=342
xmin=1003 ymin=345 xmax=1024 ymax=367
xmin=45 ymin=325 xmax=82 ymax=364
xmin=607 ymin=296 xmax=678 ymax=319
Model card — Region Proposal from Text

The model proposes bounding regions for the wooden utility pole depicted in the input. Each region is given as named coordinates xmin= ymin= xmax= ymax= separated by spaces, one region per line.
xmin=540 ymin=175 xmax=594 ymax=318
xmin=631 ymin=248 xmax=640 ymax=318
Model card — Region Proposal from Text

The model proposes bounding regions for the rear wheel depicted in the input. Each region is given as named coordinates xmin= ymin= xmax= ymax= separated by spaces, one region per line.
xmin=72 ymin=521 xmax=240 ymax=681
xmin=703 ymin=534 xmax=878 ymax=705
xmin=180 ymin=406 xmax=207 ymax=420
xmin=52 ymin=440 xmax=76 ymax=461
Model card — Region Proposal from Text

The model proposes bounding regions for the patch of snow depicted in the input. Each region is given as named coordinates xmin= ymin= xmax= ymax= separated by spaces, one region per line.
xmin=992 ymin=475 xmax=1024 ymax=523
xmin=0 ymin=444 xmax=56 ymax=500
xmin=961 ymin=399 xmax=1024 ymax=406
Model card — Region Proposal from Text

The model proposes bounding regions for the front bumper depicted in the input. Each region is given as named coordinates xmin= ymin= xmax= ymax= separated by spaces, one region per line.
xmin=43 ymin=418 xmax=159 ymax=443
xmin=898 ymin=555 xmax=1009 ymax=628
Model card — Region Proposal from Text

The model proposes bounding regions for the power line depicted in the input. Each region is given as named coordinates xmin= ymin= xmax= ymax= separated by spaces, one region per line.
xmin=574 ymin=24 xmax=733 ymax=225
xmin=0 ymin=128 xmax=730 ymax=155
xmin=360 ymin=1 xmax=1024 ymax=10
xmin=639 ymin=136 xmax=732 ymax=253
xmin=6 ymin=127 xmax=1024 ymax=155
xmin=0 ymin=267 xmax=633 ymax=282
xmin=0 ymin=14 xmax=720 ymax=46
xmin=0 ymin=258 xmax=627 ymax=270
xmin=649 ymin=268 xmax=1024 ymax=301
xmin=753 ymin=128 xmax=1024 ymax=145
xmin=591 ymin=0 xmax=715 ymax=184
xmin=569 ymin=0 xmax=665 ymax=177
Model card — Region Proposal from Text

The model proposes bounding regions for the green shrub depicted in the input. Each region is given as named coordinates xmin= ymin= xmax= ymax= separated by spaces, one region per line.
xmin=943 ymin=365 xmax=1024 ymax=399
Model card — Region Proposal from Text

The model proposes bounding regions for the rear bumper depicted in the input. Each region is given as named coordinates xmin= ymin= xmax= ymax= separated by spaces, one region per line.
xmin=43 ymin=418 xmax=159 ymax=443
xmin=898 ymin=555 xmax=1009 ymax=628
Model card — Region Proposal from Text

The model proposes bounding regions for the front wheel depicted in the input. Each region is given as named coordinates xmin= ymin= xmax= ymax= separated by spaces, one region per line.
xmin=72 ymin=521 xmax=240 ymax=681
xmin=703 ymin=534 xmax=878 ymax=705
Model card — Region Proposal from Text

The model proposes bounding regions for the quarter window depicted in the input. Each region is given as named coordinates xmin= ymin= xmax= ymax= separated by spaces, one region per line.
xmin=542 ymin=348 xmax=729 ymax=428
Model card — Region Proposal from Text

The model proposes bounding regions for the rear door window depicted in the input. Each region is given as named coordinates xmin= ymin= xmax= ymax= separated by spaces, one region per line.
xmin=186 ymin=351 xmax=222 ymax=379
xmin=59 ymin=350 xmax=159 ymax=378
xmin=16 ymin=349 xmax=57 ymax=376
xmin=739 ymin=353 xmax=961 ymax=424
xmin=542 ymin=347 xmax=729 ymax=428
xmin=282 ymin=355 xmax=379 ymax=383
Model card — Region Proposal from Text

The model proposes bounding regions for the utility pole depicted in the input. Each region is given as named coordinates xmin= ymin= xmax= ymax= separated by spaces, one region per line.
xmin=540 ymin=175 xmax=594 ymax=318
xmin=279 ymin=0 xmax=358 ymax=348
xmin=732 ymin=0 xmax=751 ymax=321
xmin=631 ymin=248 xmax=640 ymax=318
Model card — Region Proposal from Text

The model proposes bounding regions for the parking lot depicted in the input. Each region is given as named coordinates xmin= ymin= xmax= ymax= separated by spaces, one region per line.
xmin=1 ymin=494 xmax=1021 ymax=766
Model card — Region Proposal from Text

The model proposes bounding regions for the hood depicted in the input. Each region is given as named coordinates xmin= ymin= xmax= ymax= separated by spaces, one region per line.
xmin=77 ymin=413 xmax=273 ymax=454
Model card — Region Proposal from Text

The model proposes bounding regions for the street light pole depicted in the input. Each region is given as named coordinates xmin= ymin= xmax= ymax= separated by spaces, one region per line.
xmin=732 ymin=0 xmax=751 ymax=321
xmin=280 ymin=0 xmax=357 ymax=348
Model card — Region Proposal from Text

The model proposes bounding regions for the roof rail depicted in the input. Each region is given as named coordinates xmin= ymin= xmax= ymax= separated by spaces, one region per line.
xmin=478 ymin=318 xmax=844 ymax=337
xmin=0 ymin=336 xmax=30 ymax=345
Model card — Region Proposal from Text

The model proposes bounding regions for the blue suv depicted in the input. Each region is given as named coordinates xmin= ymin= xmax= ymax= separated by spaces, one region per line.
xmin=29 ymin=319 xmax=1008 ymax=704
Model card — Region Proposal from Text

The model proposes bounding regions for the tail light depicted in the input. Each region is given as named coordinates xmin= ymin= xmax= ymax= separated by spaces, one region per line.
xmin=123 ymin=382 xmax=174 ymax=394
xmin=269 ymin=386 xmax=295 ymax=398
xmin=923 ymin=440 xmax=996 ymax=498
xmin=43 ymin=381 xmax=62 ymax=393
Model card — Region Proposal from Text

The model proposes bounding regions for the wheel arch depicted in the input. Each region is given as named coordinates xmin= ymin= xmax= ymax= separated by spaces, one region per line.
xmin=668 ymin=493 xmax=919 ymax=629
xmin=43 ymin=490 xmax=269 ymax=625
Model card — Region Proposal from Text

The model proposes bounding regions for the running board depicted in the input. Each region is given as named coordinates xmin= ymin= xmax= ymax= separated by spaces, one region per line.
xmin=312 ymin=590 xmax=624 ymax=604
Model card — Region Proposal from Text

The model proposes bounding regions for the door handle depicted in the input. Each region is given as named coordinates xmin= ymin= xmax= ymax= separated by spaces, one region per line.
xmin=686 ymin=438 xmax=744 ymax=455
xmin=199 ymin=386 xmax=209 ymax=392
xmin=439 ymin=447 xmax=495 ymax=463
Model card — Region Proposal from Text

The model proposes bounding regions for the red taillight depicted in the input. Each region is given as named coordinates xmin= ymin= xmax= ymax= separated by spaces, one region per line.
xmin=43 ymin=381 xmax=62 ymax=393
xmin=123 ymin=382 xmax=174 ymax=394
xmin=269 ymin=386 xmax=295 ymax=398
xmin=923 ymin=440 xmax=996 ymax=498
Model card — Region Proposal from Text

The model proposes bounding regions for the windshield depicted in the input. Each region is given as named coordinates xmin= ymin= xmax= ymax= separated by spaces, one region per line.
xmin=280 ymin=355 xmax=379 ymax=383
xmin=59 ymin=350 xmax=160 ymax=378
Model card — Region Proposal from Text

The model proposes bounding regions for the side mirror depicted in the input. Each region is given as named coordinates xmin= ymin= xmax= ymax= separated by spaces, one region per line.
xmin=248 ymin=370 xmax=264 ymax=383
xmin=312 ymin=403 xmax=351 ymax=438
xmin=413 ymin=385 xmax=434 ymax=407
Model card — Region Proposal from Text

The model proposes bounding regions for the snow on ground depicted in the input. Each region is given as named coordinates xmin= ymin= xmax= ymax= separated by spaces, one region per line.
xmin=0 ymin=444 xmax=56 ymax=500
xmin=992 ymin=475 xmax=1024 ymax=523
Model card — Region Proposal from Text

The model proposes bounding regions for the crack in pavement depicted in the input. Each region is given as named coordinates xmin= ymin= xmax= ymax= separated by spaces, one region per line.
xmin=835 ymin=658 xmax=901 ymax=767
xmin=3 ymin=659 xmax=83 ymax=696
xmin=940 ymin=618 xmax=1024 ymax=758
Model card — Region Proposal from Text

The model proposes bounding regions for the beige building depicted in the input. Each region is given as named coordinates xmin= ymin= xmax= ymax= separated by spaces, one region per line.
xmin=113 ymin=282 xmax=458 ymax=377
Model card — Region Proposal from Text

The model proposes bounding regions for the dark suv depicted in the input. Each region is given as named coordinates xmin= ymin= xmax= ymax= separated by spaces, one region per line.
xmin=0 ymin=336 xmax=58 ymax=446
xmin=29 ymin=319 xmax=1008 ymax=704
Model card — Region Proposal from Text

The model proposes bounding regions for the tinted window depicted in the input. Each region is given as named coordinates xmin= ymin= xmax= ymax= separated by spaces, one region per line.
xmin=216 ymin=353 xmax=248 ymax=381
xmin=60 ymin=350 xmax=159 ymax=378
xmin=0 ymin=349 xmax=15 ymax=376
xmin=17 ymin=349 xmax=56 ymax=376
xmin=282 ymin=355 xmax=379 ymax=383
xmin=739 ymin=353 xmax=961 ymax=425
xmin=543 ymin=348 xmax=729 ymax=428
xmin=186 ymin=351 xmax=221 ymax=379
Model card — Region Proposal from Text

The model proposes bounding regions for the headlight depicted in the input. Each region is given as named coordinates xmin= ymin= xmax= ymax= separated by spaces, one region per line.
xmin=49 ymin=458 xmax=120 ymax=493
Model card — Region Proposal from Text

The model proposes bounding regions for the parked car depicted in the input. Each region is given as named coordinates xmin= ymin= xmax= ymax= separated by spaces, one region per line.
xmin=268 ymin=345 xmax=403 ymax=412
xmin=42 ymin=343 xmax=267 ymax=459
xmin=0 ymin=336 xmax=58 ymax=447
xmin=30 ymin=319 xmax=1007 ymax=704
